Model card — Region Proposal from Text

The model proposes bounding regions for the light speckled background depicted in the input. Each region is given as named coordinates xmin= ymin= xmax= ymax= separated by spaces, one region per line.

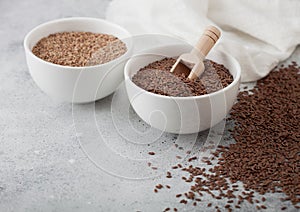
xmin=0 ymin=0 xmax=299 ymax=211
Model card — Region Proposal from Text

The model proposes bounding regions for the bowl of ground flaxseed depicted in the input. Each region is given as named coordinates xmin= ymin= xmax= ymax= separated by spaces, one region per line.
xmin=124 ymin=44 xmax=241 ymax=134
xmin=24 ymin=17 xmax=132 ymax=103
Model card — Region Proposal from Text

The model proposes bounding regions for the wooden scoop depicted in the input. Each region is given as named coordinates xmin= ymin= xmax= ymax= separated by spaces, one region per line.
xmin=170 ymin=26 xmax=221 ymax=80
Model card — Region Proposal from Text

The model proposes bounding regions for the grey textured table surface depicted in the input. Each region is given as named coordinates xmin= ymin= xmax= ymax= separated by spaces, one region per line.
xmin=1 ymin=0 xmax=299 ymax=211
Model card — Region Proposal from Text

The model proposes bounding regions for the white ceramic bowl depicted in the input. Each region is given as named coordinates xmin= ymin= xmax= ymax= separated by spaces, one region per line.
xmin=24 ymin=17 xmax=132 ymax=103
xmin=124 ymin=44 xmax=241 ymax=134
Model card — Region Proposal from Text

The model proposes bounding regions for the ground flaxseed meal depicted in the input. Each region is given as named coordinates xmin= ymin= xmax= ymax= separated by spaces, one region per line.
xmin=32 ymin=31 xmax=127 ymax=67
xmin=154 ymin=62 xmax=300 ymax=210
xmin=132 ymin=58 xmax=233 ymax=97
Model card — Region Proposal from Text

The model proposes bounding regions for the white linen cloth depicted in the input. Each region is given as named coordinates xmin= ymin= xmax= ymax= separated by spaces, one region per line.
xmin=106 ymin=0 xmax=300 ymax=82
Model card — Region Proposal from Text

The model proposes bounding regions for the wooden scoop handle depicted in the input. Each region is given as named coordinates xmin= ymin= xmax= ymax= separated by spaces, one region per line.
xmin=187 ymin=26 xmax=221 ymax=80
xmin=193 ymin=26 xmax=221 ymax=57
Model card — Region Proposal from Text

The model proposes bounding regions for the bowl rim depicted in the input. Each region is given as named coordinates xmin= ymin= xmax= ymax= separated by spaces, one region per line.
xmin=124 ymin=46 xmax=241 ymax=100
xmin=23 ymin=17 xmax=133 ymax=70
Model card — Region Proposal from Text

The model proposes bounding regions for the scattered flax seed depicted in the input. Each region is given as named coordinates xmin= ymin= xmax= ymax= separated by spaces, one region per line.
xmin=151 ymin=63 xmax=300 ymax=211
xmin=164 ymin=207 xmax=170 ymax=212
xmin=166 ymin=172 xmax=172 ymax=178
xmin=225 ymin=204 xmax=231 ymax=208
xmin=261 ymin=205 xmax=267 ymax=209
xmin=176 ymin=156 xmax=182 ymax=159
xmin=148 ymin=152 xmax=155 ymax=155
xmin=156 ymin=184 xmax=163 ymax=189
xmin=32 ymin=32 xmax=127 ymax=67
xmin=179 ymin=199 xmax=187 ymax=204
xmin=227 ymin=63 xmax=300 ymax=207
xmin=203 ymin=160 xmax=212 ymax=165
xmin=166 ymin=185 xmax=171 ymax=189
xmin=188 ymin=156 xmax=198 ymax=162
xmin=154 ymin=189 xmax=158 ymax=193
xmin=176 ymin=194 xmax=182 ymax=198
xmin=207 ymin=203 xmax=212 ymax=207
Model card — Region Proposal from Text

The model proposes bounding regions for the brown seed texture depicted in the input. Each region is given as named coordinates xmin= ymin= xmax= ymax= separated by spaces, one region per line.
xmin=132 ymin=58 xmax=233 ymax=97
xmin=226 ymin=63 xmax=300 ymax=205
xmin=148 ymin=151 xmax=155 ymax=155
xmin=154 ymin=62 xmax=300 ymax=210
xmin=32 ymin=31 xmax=127 ymax=67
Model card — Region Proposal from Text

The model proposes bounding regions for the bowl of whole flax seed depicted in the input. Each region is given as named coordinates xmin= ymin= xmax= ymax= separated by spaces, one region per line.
xmin=124 ymin=44 xmax=241 ymax=134
xmin=24 ymin=17 xmax=132 ymax=103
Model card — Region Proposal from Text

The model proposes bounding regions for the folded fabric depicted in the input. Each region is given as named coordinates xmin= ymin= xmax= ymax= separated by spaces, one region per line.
xmin=106 ymin=0 xmax=300 ymax=82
